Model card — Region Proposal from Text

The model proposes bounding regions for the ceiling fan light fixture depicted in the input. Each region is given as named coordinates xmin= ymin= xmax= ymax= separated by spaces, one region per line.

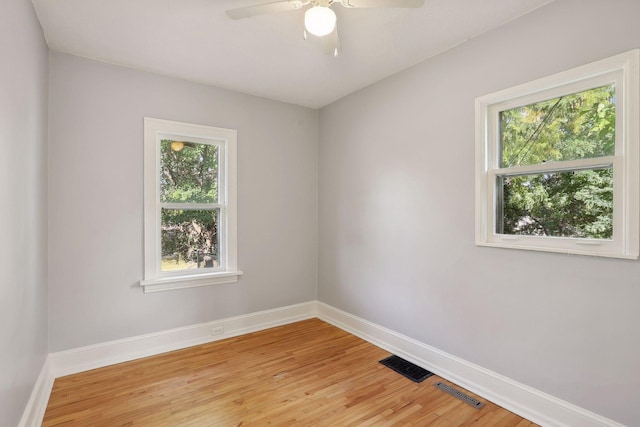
xmin=170 ymin=141 xmax=185 ymax=152
xmin=304 ymin=6 xmax=336 ymax=37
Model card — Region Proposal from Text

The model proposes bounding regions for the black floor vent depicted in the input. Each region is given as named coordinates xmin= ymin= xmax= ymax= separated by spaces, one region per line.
xmin=379 ymin=355 xmax=434 ymax=383
xmin=434 ymin=381 xmax=485 ymax=409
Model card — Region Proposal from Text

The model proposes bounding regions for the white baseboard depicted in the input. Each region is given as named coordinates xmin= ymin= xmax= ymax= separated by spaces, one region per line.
xmin=21 ymin=300 xmax=622 ymax=427
xmin=49 ymin=301 xmax=317 ymax=378
xmin=18 ymin=357 xmax=54 ymax=427
xmin=316 ymin=302 xmax=623 ymax=427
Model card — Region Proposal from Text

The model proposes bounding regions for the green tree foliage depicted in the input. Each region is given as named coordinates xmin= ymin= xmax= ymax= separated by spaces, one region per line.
xmin=160 ymin=140 xmax=220 ymax=268
xmin=499 ymin=84 xmax=615 ymax=238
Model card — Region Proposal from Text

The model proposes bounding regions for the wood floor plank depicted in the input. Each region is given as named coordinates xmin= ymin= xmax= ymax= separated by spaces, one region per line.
xmin=43 ymin=318 xmax=537 ymax=426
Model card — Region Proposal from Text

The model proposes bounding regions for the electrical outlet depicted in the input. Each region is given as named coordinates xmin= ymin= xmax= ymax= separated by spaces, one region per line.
xmin=211 ymin=326 xmax=224 ymax=336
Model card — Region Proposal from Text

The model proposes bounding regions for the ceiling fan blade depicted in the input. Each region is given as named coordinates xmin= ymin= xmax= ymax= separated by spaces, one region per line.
xmin=339 ymin=0 xmax=424 ymax=8
xmin=225 ymin=0 xmax=309 ymax=20
xmin=322 ymin=26 xmax=341 ymax=57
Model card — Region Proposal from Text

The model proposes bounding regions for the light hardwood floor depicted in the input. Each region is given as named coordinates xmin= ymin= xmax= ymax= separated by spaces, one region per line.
xmin=43 ymin=318 xmax=537 ymax=426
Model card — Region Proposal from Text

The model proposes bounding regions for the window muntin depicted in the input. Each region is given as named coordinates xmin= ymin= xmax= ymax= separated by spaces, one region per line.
xmin=142 ymin=118 xmax=241 ymax=292
xmin=476 ymin=50 xmax=639 ymax=259
xmin=494 ymin=84 xmax=616 ymax=241
xmin=159 ymin=136 xmax=224 ymax=273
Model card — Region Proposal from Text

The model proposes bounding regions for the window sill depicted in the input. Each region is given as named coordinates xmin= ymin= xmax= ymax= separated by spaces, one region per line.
xmin=476 ymin=241 xmax=638 ymax=260
xmin=140 ymin=270 xmax=243 ymax=293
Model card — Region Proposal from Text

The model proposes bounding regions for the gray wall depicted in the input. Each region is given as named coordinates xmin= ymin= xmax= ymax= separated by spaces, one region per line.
xmin=0 ymin=0 xmax=49 ymax=425
xmin=48 ymin=52 xmax=318 ymax=351
xmin=318 ymin=0 xmax=640 ymax=424
xmin=14 ymin=0 xmax=640 ymax=424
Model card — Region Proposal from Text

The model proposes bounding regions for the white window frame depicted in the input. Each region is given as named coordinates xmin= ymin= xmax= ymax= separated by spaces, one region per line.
xmin=475 ymin=50 xmax=640 ymax=259
xmin=141 ymin=118 xmax=242 ymax=292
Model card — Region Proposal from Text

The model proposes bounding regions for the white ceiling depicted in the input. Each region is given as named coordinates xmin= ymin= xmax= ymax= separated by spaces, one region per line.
xmin=32 ymin=0 xmax=554 ymax=109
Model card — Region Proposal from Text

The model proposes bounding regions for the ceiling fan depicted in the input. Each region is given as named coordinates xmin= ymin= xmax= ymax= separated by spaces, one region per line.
xmin=225 ymin=0 xmax=426 ymax=57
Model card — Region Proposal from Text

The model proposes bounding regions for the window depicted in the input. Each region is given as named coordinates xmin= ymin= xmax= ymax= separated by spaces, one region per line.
xmin=475 ymin=50 xmax=639 ymax=259
xmin=141 ymin=118 xmax=242 ymax=292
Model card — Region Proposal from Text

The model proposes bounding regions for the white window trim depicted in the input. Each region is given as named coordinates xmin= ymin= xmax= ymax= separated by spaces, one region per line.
xmin=141 ymin=118 xmax=242 ymax=293
xmin=475 ymin=49 xmax=640 ymax=259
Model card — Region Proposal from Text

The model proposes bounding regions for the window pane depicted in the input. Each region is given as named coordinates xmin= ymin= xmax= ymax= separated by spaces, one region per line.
xmin=160 ymin=139 xmax=219 ymax=203
xmin=500 ymin=84 xmax=615 ymax=167
xmin=161 ymin=208 xmax=220 ymax=271
xmin=497 ymin=168 xmax=613 ymax=239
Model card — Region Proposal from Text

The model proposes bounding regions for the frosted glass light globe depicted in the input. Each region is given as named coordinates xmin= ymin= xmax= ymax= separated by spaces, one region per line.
xmin=304 ymin=6 xmax=336 ymax=37
xmin=170 ymin=141 xmax=185 ymax=152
